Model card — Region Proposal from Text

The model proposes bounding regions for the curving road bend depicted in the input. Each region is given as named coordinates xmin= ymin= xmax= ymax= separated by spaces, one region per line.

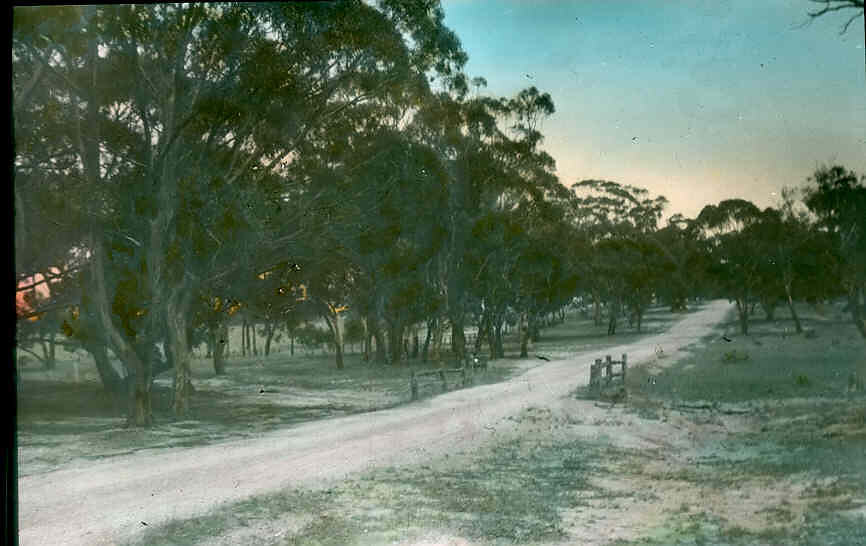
xmin=18 ymin=300 xmax=733 ymax=546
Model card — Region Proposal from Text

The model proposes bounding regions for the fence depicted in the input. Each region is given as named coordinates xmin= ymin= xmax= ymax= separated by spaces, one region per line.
xmin=410 ymin=354 xmax=488 ymax=401
xmin=589 ymin=354 xmax=627 ymax=395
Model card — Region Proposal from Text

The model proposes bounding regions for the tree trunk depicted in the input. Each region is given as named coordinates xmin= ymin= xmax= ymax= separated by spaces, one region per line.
xmin=76 ymin=295 xmax=128 ymax=402
xmin=264 ymin=320 xmax=276 ymax=357
xmin=211 ymin=322 xmax=227 ymax=375
xmin=241 ymin=319 xmax=247 ymax=356
xmin=286 ymin=322 xmax=295 ymax=357
xmin=784 ymin=285 xmax=803 ymax=335
xmin=362 ymin=317 xmax=370 ymax=361
xmin=89 ymin=232 xmax=152 ymax=427
xmin=607 ymin=301 xmax=618 ymax=336
xmin=736 ymin=298 xmax=749 ymax=336
xmin=372 ymin=320 xmax=387 ymax=364
xmin=476 ymin=311 xmax=490 ymax=356
xmin=422 ymin=318 xmax=434 ymax=363
xmin=429 ymin=318 xmax=445 ymax=366
xmin=412 ymin=330 xmax=420 ymax=359
xmin=487 ymin=322 xmax=496 ymax=360
xmin=323 ymin=307 xmax=345 ymax=370
xmin=206 ymin=327 xmax=215 ymax=359
xmin=334 ymin=333 xmax=344 ymax=367
xmin=762 ymin=299 xmax=777 ymax=321
xmin=41 ymin=332 xmax=57 ymax=370
xmin=449 ymin=310 xmax=466 ymax=363
xmin=494 ymin=321 xmax=504 ymax=359
xmin=83 ymin=339 xmax=126 ymax=406
xmin=387 ymin=320 xmax=405 ymax=366
xmin=37 ymin=342 xmax=49 ymax=369
xmin=852 ymin=285 xmax=866 ymax=392
xmin=593 ymin=293 xmax=602 ymax=326
xmin=251 ymin=321 xmax=258 ymax=356
xmin=75 ymin=17 xmax=153 ymax=426
xmin=487 ymin=312 xmax=505 ymax=360
xmin=849 ymin=285 xmax=866 ymax=340
xmin=529 ymin=314 xmax=540 ymax=342
xmin=519 ymin=312 xmax=530 ymax=358
xmin=166 ymin=284 xmax=194 ymax=418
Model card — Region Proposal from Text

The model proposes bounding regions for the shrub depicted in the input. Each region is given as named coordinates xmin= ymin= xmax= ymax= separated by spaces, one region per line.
xmin=294 ymin=324 xmax=330 ymax=349
xmin=343 ymin=318 xmax=365 ymax=345
xmin=722 ymin=350 xmax=750 ymax=363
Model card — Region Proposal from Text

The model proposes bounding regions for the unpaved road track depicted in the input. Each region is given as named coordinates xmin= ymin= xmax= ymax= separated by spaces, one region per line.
xmin=18 ymin=301 xmax=732 ymax=545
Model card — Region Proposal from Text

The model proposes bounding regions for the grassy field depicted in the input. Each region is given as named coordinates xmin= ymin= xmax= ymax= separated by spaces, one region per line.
xmin=16 ymin=305 xmax=683 ymax=476
xmin=611 ymin=302 xmax=866 ymax=545
xmin=126 ymin=301 xmax=866 ymax=545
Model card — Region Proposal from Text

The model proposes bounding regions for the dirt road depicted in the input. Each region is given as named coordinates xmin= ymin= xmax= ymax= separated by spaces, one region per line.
xmin=18 ymin=301 xmax=732 ymax=546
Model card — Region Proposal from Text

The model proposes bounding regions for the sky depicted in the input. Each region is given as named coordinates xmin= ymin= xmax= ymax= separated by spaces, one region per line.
xmin=440 ymin=0 xmax=866 ymax=219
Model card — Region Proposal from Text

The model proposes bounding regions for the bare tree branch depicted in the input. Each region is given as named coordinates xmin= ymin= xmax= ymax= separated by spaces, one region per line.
xmin=807 ymin=0 xmax=865 ymax=34
xmin=16 ymin=266 xmax=83 ymax=292
xmin=16 ymin=300 xmax=79 ymax=320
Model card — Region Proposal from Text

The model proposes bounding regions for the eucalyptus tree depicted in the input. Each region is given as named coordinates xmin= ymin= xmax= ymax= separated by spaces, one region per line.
xmin=653 ymin=214 xmax=705 ymax=312
xmin=13 ymin=7 xmax=90 ymax=286
xmin=14 ymin=5 xmax=149 ymax=403
xmin=694 ymin=199 xmax=765 ymax=335
xmin=13 ymin=1 xmax=469 ymax=425
xmin=237 ymin=0 xmax=470 ymax=368
xmin=302 ymin=250 xmax=357 ymax=370
xmin=191 ymin=292 xmax=234 ymax=375
xmin=305 ymin=127 xmax=451 ymax=366
xmin=408 ymin=84 xmax=560 ymax=361
xmin=802 ymin=166 xmax=866 ymax=387
xmin=752 ymin=200 xmax=840 ymax=333
xmin=464 ymin=209 xmax=525 ymax=359
xmin=510 ymin=197 xmax=582 ymax=355
xmin=803 ymin=165 xmax=866 ymax=339
xmin=13 ymin=6 xmax=111 ymax=375
xmin=570 ymin=180 xmax=669 ymax=335
xmin=410 ymin=90 xmax=501 ymax=362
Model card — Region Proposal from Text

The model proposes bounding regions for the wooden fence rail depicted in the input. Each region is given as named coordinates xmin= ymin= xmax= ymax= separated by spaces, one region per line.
xmin=589 ymin=353 xmax=627 ymax=395
xmin=410 ymin=354 xmax=488 ymax=401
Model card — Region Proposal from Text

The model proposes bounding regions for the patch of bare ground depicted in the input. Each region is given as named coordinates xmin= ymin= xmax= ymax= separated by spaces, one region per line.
xmin=123 ymin=382 xmax=866 ymax=545
xmin=530 ymin=391 xmax=865 ymax=545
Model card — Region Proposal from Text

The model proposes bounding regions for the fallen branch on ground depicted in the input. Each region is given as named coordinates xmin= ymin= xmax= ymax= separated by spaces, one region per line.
xmin=672 ymin=401 xmax=754 ymax=415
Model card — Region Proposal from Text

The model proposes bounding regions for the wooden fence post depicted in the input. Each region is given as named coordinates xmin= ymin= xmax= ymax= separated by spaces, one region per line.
xmin=605 ymin=355 xmax=613 ymax=386
xmin=590 ymin=358 xmax=601 ymax=391
xmin=410 ymin=371 xmax=418 ymax=401
xmin=621 ymin=353 xmax=627 ymax=383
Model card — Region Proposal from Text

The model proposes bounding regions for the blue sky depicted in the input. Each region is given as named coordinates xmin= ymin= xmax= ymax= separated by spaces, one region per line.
xmin=441 ymin=0 xmax=866 ymax=219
